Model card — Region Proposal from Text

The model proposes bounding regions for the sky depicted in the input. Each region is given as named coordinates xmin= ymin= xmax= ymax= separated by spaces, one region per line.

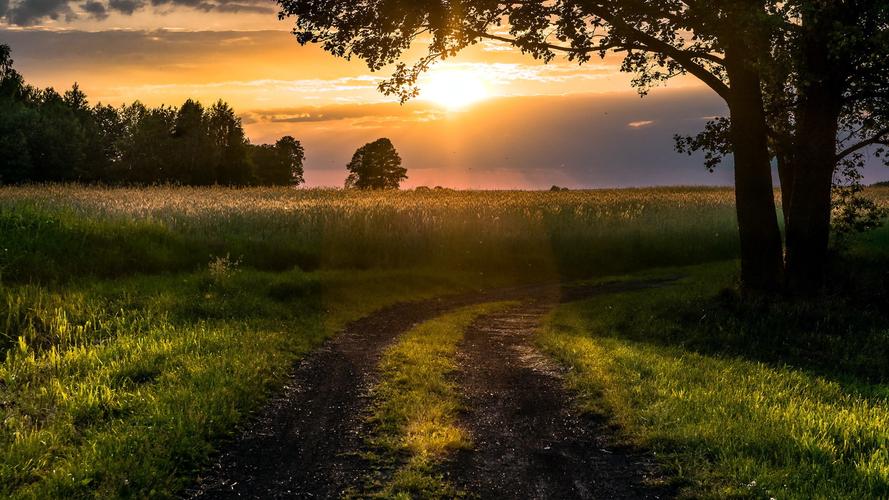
xmin=2 ymin=2 xmax=887 ymax=188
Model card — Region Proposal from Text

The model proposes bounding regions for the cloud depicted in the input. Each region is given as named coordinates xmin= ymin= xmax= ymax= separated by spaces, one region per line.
xmin=628 ymin=120 xmax=655 ymax=128
xmin=106 ymin=0 xmax=141 ymax=13
xmin=4 ymin=0 xmax=75 ymax=25
xmin=1 ymin=0 xmax=273 ymax=24
xmin=81 ymin=0 xmax=107 ymax=19
xmin=240 ymin=102 xmax=442 ymax=126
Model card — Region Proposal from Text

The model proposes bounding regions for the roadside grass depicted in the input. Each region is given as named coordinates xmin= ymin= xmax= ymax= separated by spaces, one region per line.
xmin=0 ymin=267 xmax=493 ymax=498
xmin=362 ymin=302 xmax=516 ymax=499
xmin=538 ymin=261 xmax=889 ymax=499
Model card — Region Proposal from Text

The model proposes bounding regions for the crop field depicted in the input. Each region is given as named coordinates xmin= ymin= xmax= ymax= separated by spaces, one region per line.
xmin=1 ymin=186 xmax=888 ymax=498
xmin=0 ymin=185 xmax=752 ymax=283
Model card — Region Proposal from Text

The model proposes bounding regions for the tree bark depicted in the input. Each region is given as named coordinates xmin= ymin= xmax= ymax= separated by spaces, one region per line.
xmin=782 ymin=5 xmax=847 ymax=295
xmin=784 ymin=54 xmax=843 ymax=293
xmin=725 ymin=51 xmax=786 ymax=293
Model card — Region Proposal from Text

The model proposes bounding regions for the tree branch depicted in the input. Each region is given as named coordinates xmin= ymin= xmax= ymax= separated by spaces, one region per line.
xmin=836 ymin=126 xmax=889 ymax=160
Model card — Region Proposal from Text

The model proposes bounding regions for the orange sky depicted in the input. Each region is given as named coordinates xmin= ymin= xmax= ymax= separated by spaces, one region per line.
xmin=3 ymin=4 xmax=886 ymax=187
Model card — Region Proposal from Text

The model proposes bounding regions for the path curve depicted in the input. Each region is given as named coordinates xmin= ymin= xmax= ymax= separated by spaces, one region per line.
xmin=188 ymin=279 xmax=676 ymax=499
xmin=188 ymin=283 xmax=560 ymax=498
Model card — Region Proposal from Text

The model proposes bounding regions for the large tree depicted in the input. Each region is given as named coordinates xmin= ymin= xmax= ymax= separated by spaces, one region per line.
xmin=278 ymin=0 xmax=887 ymax=293
xmin=676 ymin=1 xmax=889 ymax=292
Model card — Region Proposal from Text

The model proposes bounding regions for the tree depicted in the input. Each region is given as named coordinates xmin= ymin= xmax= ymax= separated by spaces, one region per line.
xmin=0 ymin=44 xmax=33 ymax=184
xmin=173 ymin=99 xmax=216 ymax=185
xmin=0 ymin=44 xmax=24 ymax=100
xmin=250 ymin=136 xmax=306 ymax=186
xmin=30 ymin=88 xmax=88 ymax=183
xmin=278 ymin=0 xmax=887 ymax=294
xmin=208 ymin=100 xmax=253 ymax=185
xmin=118 ymin=102 xmax=178 ymax=184
xmin=675 ymin=1 xmax=889 ymax=292
xmin=344 ymin=138 xmax=406 ymax=190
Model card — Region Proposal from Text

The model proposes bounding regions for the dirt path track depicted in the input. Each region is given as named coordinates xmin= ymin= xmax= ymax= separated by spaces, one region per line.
xmin=449 ymin=290 xmax=672 ymax=499
xmin=188 ymin=279 xmax=675 ymax=499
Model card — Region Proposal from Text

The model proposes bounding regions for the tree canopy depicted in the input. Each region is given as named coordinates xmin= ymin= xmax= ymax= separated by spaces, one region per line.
xmin=345 ymin=138 xmax=407 ymax=190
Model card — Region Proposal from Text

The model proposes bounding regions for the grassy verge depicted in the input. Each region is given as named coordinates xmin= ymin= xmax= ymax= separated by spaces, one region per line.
xmin=538 ymin=262 xmax=889 ymax=498
xmin=0 ymin=267 xmax=499 ymax=498
xmin=361 ymin=302 xmax=516 ymax=498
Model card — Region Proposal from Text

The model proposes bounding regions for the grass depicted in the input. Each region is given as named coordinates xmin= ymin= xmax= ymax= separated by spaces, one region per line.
xmin=538 ymin=262 xmax=889 ymax=499
xmin=361 ymin=302 xmax=516 ymax=499
xmin=1 ymin=185 xmax=888 ymax=498
xmin=0 ymin=266 xmax=496 ymax=498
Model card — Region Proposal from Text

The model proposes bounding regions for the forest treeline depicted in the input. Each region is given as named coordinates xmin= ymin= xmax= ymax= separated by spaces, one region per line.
xmin=0 ymin=45 xmax=304 ymax=186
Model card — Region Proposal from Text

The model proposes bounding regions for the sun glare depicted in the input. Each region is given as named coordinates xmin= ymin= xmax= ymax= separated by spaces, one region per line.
xmin=420 ymin=68 xmax=491 ymax=110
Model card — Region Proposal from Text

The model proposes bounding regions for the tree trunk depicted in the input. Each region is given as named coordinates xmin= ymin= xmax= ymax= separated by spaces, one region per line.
xmin=784 ymin=98 xmax=842 ymax=294
xmin=784 ymin=103 xmax=839 ymax=294
xmin=725 ymin=52 xmax=785 ymax=293
xmin=784 ymin=12 xmax=844 ymax=295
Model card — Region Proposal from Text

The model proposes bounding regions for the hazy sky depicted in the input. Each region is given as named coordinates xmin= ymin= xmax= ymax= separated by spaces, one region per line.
xmin=2 ymin=4 xmax=887 ymax=188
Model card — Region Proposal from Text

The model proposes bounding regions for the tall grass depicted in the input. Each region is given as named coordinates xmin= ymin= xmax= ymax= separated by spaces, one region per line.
xmin=0 ymin=186 xmax=752 ymax=282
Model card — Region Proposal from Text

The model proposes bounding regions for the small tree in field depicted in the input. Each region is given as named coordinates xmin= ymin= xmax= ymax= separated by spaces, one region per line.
xmin=344 ymin=138 xmax=406 ymax=190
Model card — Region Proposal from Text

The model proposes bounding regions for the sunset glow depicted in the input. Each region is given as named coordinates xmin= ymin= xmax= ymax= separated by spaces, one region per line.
xmin=419 ymin=68 xmax=491 ymax=110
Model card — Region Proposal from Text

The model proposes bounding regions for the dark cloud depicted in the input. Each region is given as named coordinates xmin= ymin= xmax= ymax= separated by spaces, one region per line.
xmin=5 ymin=0 xmax=75 ymax=25
xmin=81 ymin=0 xmax=107 ymax=19
xmin=107 ymin=0 xmax=143 ymax=14
xmin=1 ymin=0 xmax=273 ymax=24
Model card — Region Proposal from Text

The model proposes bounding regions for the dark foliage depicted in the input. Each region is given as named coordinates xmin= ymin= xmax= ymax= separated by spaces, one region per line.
xmin=0 ymin=45 xmax=304 ymax=187
xmin=344 ymin=138 xmax=406 ymax=190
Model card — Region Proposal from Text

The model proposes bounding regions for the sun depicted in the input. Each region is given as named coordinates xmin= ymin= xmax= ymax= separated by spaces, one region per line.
xmin=419 ymin=68 xmax=491 ymax=110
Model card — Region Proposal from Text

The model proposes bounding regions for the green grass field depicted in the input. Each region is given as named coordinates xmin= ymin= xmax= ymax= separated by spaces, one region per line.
xmin=538 ymin=262 xmax=889 ymax=498
xmin=1 ymin=185 xmax=888 ymax=498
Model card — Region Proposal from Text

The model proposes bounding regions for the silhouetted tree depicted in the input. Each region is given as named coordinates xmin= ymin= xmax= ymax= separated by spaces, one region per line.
xmin=118 ymin=102 xmax=178 ymax=184
xmin=30 ymin=87 xmax=87 ymax=182
xmin=208 ymin=100 xmax=253 ymax=185
xmin=174 ymin=99 xmax=216 ymax=185
xmin=64 ymin=83 xmax=109 ymax=181
xmin=251 ymin=136 xmax=305 ymax=186
xmin=344 ymin=138 xmax=406 ymax=190
xmin=0 ymin=45 xmax=34 ymax=183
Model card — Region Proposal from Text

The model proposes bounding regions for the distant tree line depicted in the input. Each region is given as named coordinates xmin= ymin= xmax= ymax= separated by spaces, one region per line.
xmin=0 ymin=45 xmax=304 ymax=186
